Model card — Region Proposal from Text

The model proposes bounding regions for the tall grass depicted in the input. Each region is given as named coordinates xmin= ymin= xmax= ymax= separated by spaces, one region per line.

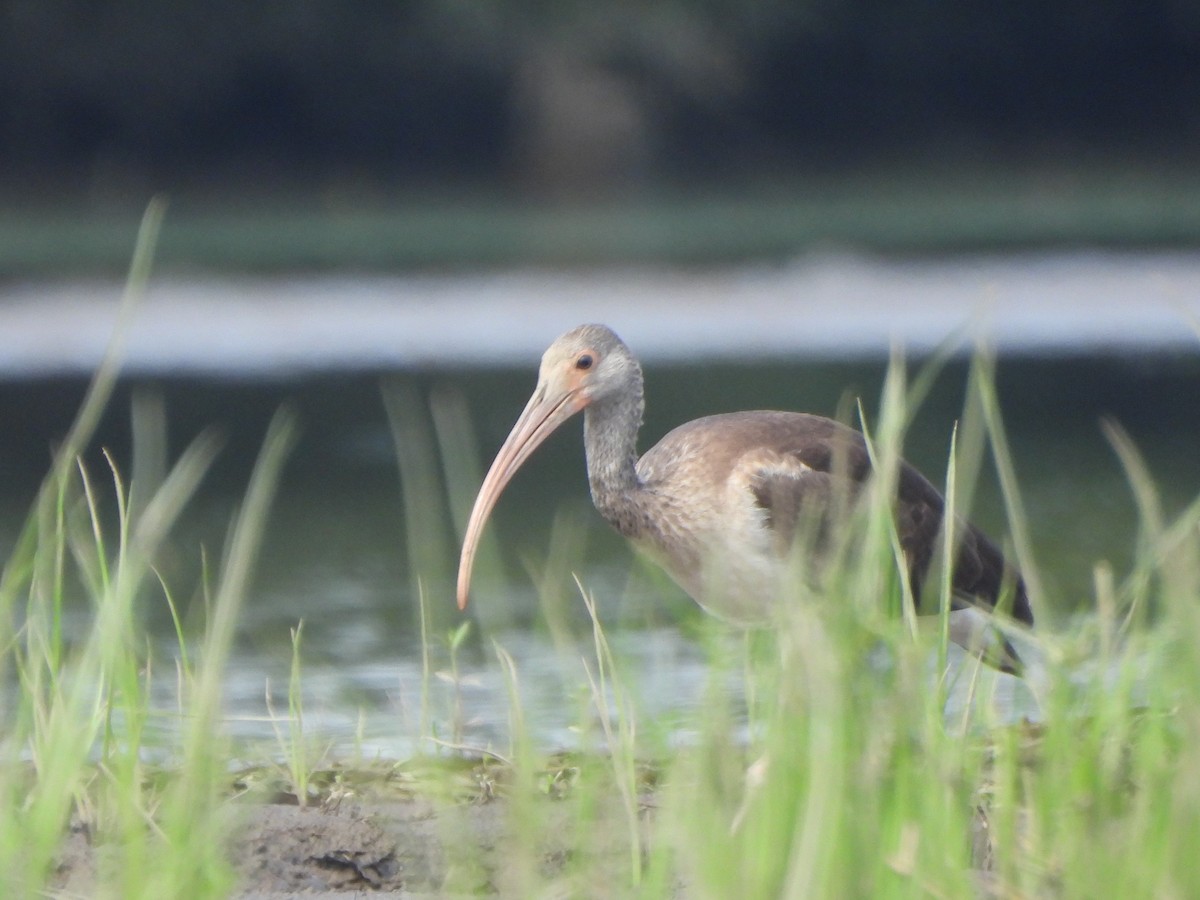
xmin=0 ymin=202 xmax=297 ymax=898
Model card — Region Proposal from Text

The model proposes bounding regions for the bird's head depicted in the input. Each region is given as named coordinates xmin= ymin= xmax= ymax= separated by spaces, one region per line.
xmin=534 ymin=323 xmax=637 ymax=408
xmin=456 ymin=324 xmax=635 ymax=610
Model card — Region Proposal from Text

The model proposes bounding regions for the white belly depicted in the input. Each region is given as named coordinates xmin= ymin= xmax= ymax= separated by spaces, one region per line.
xmin=631 ymin=506 xmax=795 ymax=627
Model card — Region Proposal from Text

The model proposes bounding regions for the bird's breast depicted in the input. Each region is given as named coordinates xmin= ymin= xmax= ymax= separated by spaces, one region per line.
xmin=616 ymin=453 xmax=798 ymax=626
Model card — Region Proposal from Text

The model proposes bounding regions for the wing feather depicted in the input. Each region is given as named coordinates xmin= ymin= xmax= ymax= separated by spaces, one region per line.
xmin=638 ymin=410 xmax=1033 ymax=628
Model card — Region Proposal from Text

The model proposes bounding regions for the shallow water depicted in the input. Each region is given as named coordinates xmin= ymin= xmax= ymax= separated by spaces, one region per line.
xmin=1 ymin=252 xmax=1196 ymax=754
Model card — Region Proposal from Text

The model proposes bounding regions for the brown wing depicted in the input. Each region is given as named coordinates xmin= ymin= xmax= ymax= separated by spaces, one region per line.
xmin=670 ymin=411 xmax=1034 ymax=627
xmin=890 ymin=457 xmax=1033 ymax=626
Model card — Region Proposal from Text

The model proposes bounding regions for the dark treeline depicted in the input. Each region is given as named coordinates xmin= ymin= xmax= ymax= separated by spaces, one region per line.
xmin=2 ymin=1 xmax=1198 ymax=196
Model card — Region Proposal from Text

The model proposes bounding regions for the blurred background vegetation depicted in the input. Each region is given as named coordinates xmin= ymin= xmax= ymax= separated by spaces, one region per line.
xmin=2 ymin=0 xmax=1198 ymax=271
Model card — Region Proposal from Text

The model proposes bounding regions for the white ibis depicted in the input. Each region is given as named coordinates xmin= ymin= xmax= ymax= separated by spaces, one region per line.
xmin=457 ymin=324 xmax=1033 ymax=673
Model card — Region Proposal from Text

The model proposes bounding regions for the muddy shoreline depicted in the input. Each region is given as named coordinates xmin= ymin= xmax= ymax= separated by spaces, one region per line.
xmin=50 ymin=757 xmax=665 ymax=897
xmin=50 ymin=764 xmax=998 ymax=898
xmin=53 ymin=795 xmax=655 ymax=897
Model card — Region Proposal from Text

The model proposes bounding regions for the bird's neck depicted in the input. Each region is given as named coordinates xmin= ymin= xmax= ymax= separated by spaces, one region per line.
xmin=583 ymin=378 xmax=645 ymax=535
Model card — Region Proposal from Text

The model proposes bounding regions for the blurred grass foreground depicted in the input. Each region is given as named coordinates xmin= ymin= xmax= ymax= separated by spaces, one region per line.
xmin=0 ymin=204 xmax=1198 ymax=897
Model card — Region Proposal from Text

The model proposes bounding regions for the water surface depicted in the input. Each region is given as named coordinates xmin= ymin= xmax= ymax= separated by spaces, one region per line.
xmin=1 ymin=252 xmax=1196 ymax=755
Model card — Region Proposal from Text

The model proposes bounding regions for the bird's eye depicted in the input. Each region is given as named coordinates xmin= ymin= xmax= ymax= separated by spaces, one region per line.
xmin=575 ymin=354 xmax=594 ymax=370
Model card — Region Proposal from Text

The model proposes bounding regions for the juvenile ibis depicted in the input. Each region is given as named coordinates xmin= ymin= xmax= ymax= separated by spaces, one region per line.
xmin=456 ymin=324 xmax=1033 ymax=673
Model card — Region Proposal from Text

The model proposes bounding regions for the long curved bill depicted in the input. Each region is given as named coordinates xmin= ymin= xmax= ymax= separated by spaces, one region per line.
xmin=456 ymin=382 xmax=588 ymax=609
